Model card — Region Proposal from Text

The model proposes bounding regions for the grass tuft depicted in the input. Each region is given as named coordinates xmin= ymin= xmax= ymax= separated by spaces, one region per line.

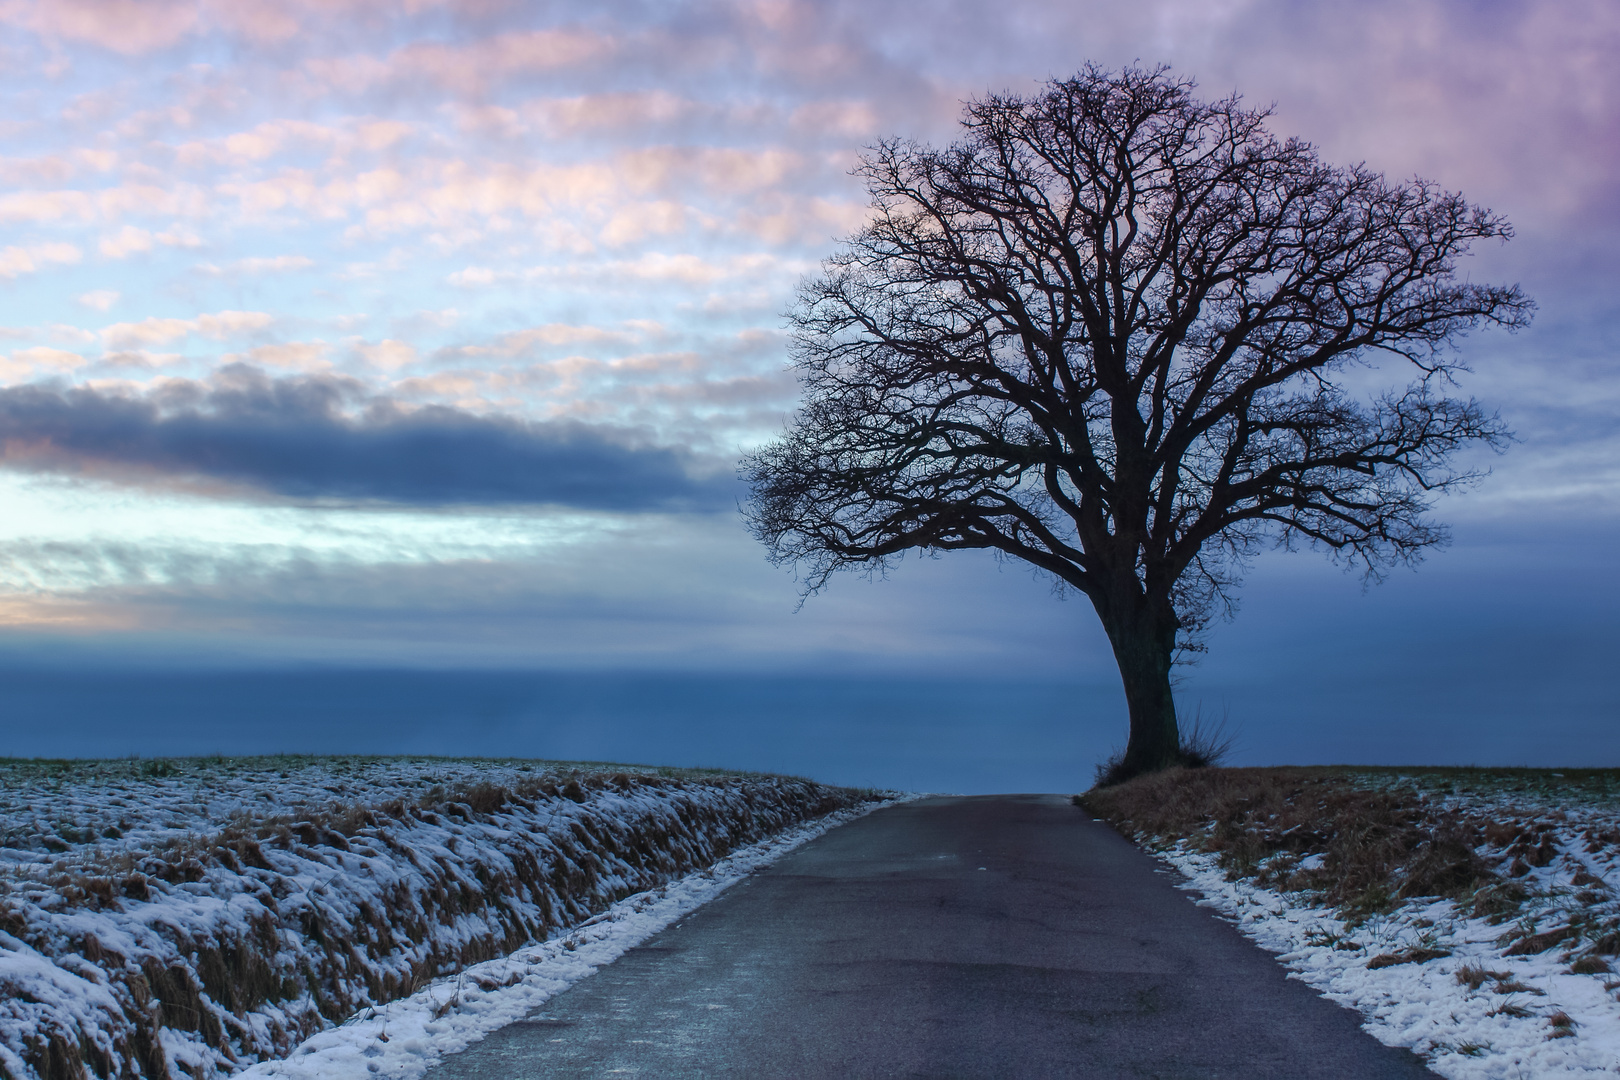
xmin=1366 ymin=947 xmax=1450 ymax=969
xmin=1456 ymin=965 xmax=1512 ymax=990
xmin=1093 ymin=709 xmax=1237 ymax=787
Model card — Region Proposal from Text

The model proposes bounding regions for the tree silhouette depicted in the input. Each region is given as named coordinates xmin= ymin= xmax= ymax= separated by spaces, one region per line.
xmin=743 ymin=67 xmax=1532 ymax=781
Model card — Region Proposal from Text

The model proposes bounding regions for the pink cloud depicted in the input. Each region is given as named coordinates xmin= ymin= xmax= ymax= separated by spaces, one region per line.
xmin=99 ymin=310 xmax=273 ymax=350
xmin=0 ymin=189 xmax=96 ymax=224
xmin=621 ymin=147 xmax=805 ymax=196
xmin=0 ymin=345 xmax=91 ymax=381
xmin=1075 ymin=0 xmax=1620 ymax=235
xmin=789 ymin=100 xmax=880 ymax=139
xmin=3 ymin=0 xmax=462 ymax=54
xmin=17 ymin=0 xmax=198 ymax=55
xmin=304 ymin=28 xmax=616 ymax=98
xmin=222 ymin=342 xmax=331 ymax=373
xmin=524 ymin=91 xmax=700 ymax=136
xmin=77 ymin=290 xmax=120 ymax=311
xmin=0 ymin=241 xmax=81 ymax=278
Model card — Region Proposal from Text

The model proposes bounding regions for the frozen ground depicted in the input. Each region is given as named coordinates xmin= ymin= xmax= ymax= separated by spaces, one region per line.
xmin=0 ymin=755 xmax=877 ymax=1080
xmin=1126 ymin=771 xmax=1620 ymax=1079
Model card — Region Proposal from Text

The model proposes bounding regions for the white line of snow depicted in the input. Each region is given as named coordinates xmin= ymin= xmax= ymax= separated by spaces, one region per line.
xmin=237 ymin=796 xmax=909 ymax=1080
xmin=1159 ymin=843 xmax=1620 ymax=1079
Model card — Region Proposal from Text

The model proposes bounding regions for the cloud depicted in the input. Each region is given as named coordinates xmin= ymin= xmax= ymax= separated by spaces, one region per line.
xmin=98 ymin=225 xmax=204 ymax=259
xmin=440 ymin=323 xmax=639 ymax=365
xmin=355 ymin=339 xmax=420 ymax=370
xmin=175 ymin=118 xmax=415 ymax=170
xmin=7 ymin=0 xmax=458 ymax=56
xmin=0 ymin=152 xmax=109 ymax=186
xmin=303 ymin=28 xmax=616 ymax=97
xmin=99 ymin=310 xmax=275 ymax=350
xmin=447 ymin=265 xmax=498 ymax=286
xmin=0 ymin=346 xmax=90 ymax=382
xmin=224 ymin=342 xmax=331 ymax=373
xmin=197 ymin=255 xmax=316 ymax=276
xmin=0 ymin=242 xmax=81 ymax=278
xmin=522 ymin=91 xmax=702 ymax=136
xmin=0 ymin=191 xmax=97 ymax=225
xmin=602 ymin=251 xmax=809 ymax=287
xmin=620 ymin=147 xmax=806 ymax=196
xmin=98 ymin=225 xmax=154 ymax=259
xmin=789 ymin=100 xmax=881 ymax=139
xmin=77 ymin=290 xmax=120 ymax=311
xmin=21 ymin=0 xmax=199 ymax=55
xmin=0 ymin=365 xmax=731 ymax=511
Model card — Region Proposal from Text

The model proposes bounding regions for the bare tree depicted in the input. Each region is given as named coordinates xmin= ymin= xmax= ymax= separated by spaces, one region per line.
xmin=743 ymin=67 xmax=1531 ymax=782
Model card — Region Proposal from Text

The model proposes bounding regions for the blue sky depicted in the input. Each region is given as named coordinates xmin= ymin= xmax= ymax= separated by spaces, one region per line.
xmin=0 ymin=0 xmax=1614 ymax=784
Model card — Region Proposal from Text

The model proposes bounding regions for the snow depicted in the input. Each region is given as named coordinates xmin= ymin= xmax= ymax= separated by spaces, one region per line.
xmin=12 ymin=756 xmax=1616 ymax=1079
xmin=0 ymin=756 xmax=883 ymax=1079
xmin=236 ymin=798 xmax=901 ymax=1080
xmin=1140 ymin=783 xmax=1620 ymax=1078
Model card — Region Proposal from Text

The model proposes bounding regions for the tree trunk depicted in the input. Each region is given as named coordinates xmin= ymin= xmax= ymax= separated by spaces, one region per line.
xmin=1099 ymin=605 xmax=1182 ymax=781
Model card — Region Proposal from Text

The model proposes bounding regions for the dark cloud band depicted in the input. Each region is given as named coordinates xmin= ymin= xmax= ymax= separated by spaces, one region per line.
xmin=0 ymin=367 xmax=730 ymax=512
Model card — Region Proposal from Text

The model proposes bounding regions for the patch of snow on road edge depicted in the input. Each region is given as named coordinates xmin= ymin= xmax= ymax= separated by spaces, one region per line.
xmin=1157 ymin=843 xmax=1620 ymax=1079
xmin=237 ymin=796 xmax=913 ymax=1080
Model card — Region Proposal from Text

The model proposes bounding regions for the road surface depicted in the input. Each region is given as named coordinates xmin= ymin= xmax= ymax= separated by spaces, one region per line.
xmin=427 ymin=794 xmax=1435 ymax=1078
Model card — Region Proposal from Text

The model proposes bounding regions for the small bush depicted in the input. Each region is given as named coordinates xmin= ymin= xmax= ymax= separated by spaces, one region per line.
xmin=1092 ymin=709 xmax=1236 ymax=787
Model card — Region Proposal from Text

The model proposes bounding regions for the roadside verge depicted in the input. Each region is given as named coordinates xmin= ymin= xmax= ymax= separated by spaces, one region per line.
xmin=0 ymin=757 xmax=882 ymax=1080
xmin=239 ymin=798 xmax=903 ymax=1080
xmin=1081 ymin=766 xmax=1620 ymax=1078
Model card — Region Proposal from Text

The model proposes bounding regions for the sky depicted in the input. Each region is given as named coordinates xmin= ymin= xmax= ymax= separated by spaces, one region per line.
xmin=0 ymin=0 xmax=1614 ymax=787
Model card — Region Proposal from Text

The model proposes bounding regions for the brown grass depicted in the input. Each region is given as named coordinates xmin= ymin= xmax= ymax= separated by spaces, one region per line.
xmin=1366 ymin=947 xmax=1451 ymax=969
xmin=1 ymin=764 xmax=875 ymax=1080
xmin=1491 ymin=978 xmax=1545 ymax=996
xmin=1079 ymin=766 xmax=1502 ymax=921
xmin=1456 ymin=965 xmax=1512 ymax=990
xmin=1504 ymin=925 xmax=1576 ymax=956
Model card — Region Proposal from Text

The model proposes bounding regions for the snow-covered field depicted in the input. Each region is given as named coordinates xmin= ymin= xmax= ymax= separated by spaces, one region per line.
xmin=1093 ymin=768 xmax=1620 ymax=1079
xmin=0 ymin=755 xmax=880 ymax=1080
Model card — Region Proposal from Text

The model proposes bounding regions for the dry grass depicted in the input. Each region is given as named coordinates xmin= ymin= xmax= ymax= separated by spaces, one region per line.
xmin=1456 ymin=965 xmax=1512 ymax=990
xmin=1079 ymin=766 xmax=1503 ymax=921
xmin=1366 ymin=946 xmax=1451 ymax=969
xmin=0 ymin=760 xmax=873 ymax=1080
xmin=1081 ymin=764 xmax=1620 ymax=997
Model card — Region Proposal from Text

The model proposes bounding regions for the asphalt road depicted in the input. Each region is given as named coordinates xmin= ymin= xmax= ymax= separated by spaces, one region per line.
xmin=427 ymin=795 xmax=1436 ymax=1079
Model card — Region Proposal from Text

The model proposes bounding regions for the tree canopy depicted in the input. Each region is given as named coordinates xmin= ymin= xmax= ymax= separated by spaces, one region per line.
xmin=743 ymin=66 xmax=1532 ymax=780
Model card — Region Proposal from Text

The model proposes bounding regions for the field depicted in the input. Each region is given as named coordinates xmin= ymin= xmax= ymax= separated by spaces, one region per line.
xmin=11 ymin=757 xmax=1618 ymax=1079
xmin=1083 ymin=766 xmax=1620 ymax=1078
xmin=0 ymin=755 xmax=877 ymax=1080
